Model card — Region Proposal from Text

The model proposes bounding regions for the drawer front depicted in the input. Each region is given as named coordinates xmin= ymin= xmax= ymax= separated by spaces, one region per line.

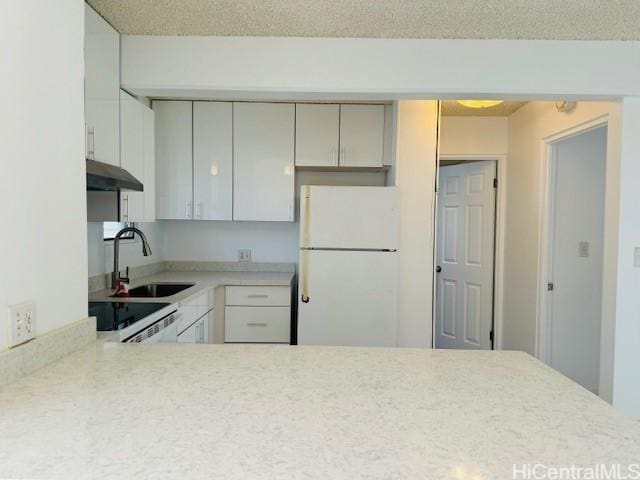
xmin=225 ymin=306 xmax=290 ymax=343
xmin=226 ymin=286 xmax=290 ymax=306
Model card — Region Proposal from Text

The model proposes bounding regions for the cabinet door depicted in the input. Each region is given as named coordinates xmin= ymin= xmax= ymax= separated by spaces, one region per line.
xmin=84 ymin=4 xmax=120 ymax=167
xmin=177 ymin=320 xmax=198 ymax=343
xmin=295 ymin=104 xmax=339 ymax=167
xmin=142 ymin=106 xmax=156 ymax=221
xmin=154 ymin=101 xmax=193 ymax=219
xmin=339 ymin=105 xmax=384 ymax=167
xmin=119 ymin=90 xmax=144 ymax=222
xmin=233 ymin=103 xmax=295 ymax=221
xmin=193 ymin=102 xmax=233 ymax=220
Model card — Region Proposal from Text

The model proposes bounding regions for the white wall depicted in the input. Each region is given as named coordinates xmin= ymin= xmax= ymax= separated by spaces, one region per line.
xmin=87 ymin=222 xmax=164 ymax=277
xmin=611 ymin=98 xmax=640 ymax=418
xmin=394 ymin=101 xmax=439 ymax=347
xmin=161 ymin=221 xmax=299 ymax=263
xmin=121 ymin=36 xmax=640 ymax=99
xmin=440 ymin=117 xmax=508 ymax=156
xmin=0 ymin=0 xmax=86 ymax=349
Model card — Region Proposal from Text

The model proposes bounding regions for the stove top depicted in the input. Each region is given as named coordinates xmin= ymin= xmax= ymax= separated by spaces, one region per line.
xmin=89 ymin=302 xmax=171 ymax=331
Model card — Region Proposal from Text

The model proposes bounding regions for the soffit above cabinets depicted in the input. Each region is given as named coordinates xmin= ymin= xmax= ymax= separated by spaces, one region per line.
xmin=87 ymin=0 xmax=640 ymax=40
xmin=441 ymin=100 xmax=528 ymax=117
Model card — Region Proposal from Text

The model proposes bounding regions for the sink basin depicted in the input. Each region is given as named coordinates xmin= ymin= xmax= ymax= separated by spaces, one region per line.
xmin=111 ymin=283 xmax=195 ymax=298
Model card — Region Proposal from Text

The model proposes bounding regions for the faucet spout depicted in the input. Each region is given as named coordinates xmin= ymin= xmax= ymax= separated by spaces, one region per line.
xmin=112 ymin=227 xmax=152 ymax=290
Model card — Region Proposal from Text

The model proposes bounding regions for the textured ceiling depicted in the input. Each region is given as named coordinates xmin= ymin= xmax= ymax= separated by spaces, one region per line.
xmin=87 ymin=0 xmax=640 ymax=40
xmin=441 ymin=100 xmax=527 ymax=117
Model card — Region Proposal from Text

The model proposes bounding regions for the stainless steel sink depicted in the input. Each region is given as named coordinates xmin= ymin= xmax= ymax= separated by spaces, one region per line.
xmin=111 ymin=283 xmax=195 ymax=298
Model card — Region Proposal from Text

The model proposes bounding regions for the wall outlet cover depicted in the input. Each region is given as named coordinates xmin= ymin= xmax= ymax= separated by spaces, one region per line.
xmin=238 ymin=249 xmax=252 ymax=262
xmin=8 ymin=301 xmax=36 ymax=348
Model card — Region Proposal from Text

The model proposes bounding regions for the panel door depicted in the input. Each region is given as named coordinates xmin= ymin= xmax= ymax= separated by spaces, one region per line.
xmin=154 ymin=101 xmax=193 ymax=219
xmin=233 ymin=103 xmax=295 ymax=221
xmin=119 ymin=90 xmax=144 ymax=222
xmin=298 ymin=250 xmax=397 ymax=347
xmin=295 ymin=104 xmax=340 ymax=167
xmin=193 ymin=102 xmax=233 ymax=220
xmin=339 ymin=105 xmax=384 ymax=167
xmin=435 ymin=161 xmax=496 ymax=350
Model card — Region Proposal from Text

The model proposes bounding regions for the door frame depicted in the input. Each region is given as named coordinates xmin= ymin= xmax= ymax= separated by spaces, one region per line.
xmin=536 ymin=115 xmax=609 ymax=364
xmin=433 ymin=154 xmax=507 ymax=350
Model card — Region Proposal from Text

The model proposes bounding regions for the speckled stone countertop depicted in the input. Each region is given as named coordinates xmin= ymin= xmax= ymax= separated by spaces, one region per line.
xmin=0 ymin=345 xmax=638 ymax=479
xmin=89 ymin=270 xmax=295 ymax=304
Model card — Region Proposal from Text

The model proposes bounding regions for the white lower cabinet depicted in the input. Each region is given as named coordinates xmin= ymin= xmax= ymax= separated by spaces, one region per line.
xmin=224 ymin=285 xmax=291 ymax=343
xmin=176 ymin=289 xmax=213 ymax=344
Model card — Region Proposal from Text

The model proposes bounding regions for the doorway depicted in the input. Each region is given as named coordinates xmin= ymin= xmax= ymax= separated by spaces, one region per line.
xmin=434 ymin=159 xmax=497 ymax=350
xmin=540 ymin=125 xmax=607 ymax=394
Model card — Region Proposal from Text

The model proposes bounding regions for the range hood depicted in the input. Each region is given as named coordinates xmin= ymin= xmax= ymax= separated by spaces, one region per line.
xmin=86 ymin=159 xmax=143 ymax=192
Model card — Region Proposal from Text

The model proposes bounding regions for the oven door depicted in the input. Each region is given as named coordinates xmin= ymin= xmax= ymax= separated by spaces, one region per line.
xmin=125 ymin=313 xmax=181 ymax=343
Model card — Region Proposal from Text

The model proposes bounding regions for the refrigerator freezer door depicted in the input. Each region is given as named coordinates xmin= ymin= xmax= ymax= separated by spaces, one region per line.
xmin=298 ymin=249 xmax=397 ymax=347
xmin=299 ymin=185 xmax=398 ymax=250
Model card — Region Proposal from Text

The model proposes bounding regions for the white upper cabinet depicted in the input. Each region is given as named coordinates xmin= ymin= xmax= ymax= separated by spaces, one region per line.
xmin=120 ymin=90 xmax=155 ymax=223
xmin=233 ymin=103 xmax=295 ymax=222
xmin=339 ymin=105 xmax=384 ymax=167
xmin=154 ymin=101 xmax=193 ymax=220
xmin=295 ymin=104 xmax=340 ymax=167
xmin=193 ymin=102 xmax=233 ymax=220
xmin=84 ymin=4 xmax=120 ymax=166
xmin=142 ymin=106 xmax=156 ymax=221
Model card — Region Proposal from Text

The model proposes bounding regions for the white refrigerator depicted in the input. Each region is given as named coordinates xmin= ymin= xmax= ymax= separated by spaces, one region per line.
xmin=297 ymin=185 xmax=399 ymax=347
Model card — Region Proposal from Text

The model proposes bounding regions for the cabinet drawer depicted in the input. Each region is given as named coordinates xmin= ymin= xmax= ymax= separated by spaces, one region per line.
xmin=226 ymin=286 xmax=290 ymax=306
xmin=225 ymin=306 xmax=290 ymax=343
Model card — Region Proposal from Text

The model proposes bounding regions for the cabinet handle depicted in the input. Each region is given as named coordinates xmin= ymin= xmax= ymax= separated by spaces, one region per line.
xmin=340 ymin=146 xmax=346 ymax=166
xmin=247 ymin=322 xmax=267 ymax=327
xmin=247 ymin=294 xmax=268 ymax=298
xmin=288 ymin=202 xmax=294 ymax=221
xmin=122 ymin=195 xmax=129 ymax=221
xmin=86 ymin=126 xmax=95 ymax=160
xmin=331 ymin=148 xmax=338 ymax=166
xmin=195 ymin=202 xmax=202 ymax=219
xmin=185 ymin=200 xmax=193 ymax=219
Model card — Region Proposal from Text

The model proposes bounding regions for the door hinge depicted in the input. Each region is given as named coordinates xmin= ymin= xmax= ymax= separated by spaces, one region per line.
xmin=547 ymin=282 xmax=554 ymax=292
xmin=493 ymin=178 xmax=498 ymax=189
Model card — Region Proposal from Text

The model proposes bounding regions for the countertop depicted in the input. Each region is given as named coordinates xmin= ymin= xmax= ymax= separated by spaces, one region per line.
xmin=0 ymin=344 xmax=638 ymax=480
xmin=89 ymin=270 xmax=295 ymax=304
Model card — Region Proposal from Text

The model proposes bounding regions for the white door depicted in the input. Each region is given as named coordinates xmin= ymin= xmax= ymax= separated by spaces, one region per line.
xmin=233 ymin=102 xmax=295 ymax=221
xmin=299 ymin=186 xmax=398 ymax=249
xmin=193 ymin=102 xmax=233 ymax=220
xmin=295 ymin=104 xmax=340 ymax=167
xmin=339 ymin=105 xmax=384 ymax=167
xmin=119 ymin=90 xmax=144 ymax=222
xmin=547 ymin=126 xmax=606 ymax=394
xmin=435 ymin=161 xmax=496 ymax=350
xmin=154 ymin=101 xmax=193 ymax=219
xmin=298 ymin=250 xmax=397 ymax=347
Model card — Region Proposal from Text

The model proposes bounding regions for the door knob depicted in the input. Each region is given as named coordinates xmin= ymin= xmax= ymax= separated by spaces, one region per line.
xmin=436 ymin=266 xmax=442 ymax=273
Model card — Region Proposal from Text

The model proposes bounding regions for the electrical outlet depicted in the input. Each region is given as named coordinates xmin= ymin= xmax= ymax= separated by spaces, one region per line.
xmin=8 ymin=301 xmax=36 ymax=348
xmin=238 ymin=249 xmax=252 ymax=262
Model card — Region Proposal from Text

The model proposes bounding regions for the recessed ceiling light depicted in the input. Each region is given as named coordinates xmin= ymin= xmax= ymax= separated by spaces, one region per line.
xmin=456 ymin=100 xmax=504 ymax=109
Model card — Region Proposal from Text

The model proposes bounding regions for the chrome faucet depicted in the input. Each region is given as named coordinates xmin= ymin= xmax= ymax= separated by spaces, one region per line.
xmin=112 ymin=227 xmax=152 ymax=290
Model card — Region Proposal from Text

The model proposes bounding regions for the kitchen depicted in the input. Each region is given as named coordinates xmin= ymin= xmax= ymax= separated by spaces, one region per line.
xmin=2 ymin=1 xmax=640 ymax=479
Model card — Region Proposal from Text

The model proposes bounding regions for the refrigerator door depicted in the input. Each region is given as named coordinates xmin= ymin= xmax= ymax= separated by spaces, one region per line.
xmin=298 ymin=249 xmax=397 ymax=347
xmin=299 ymin=185 xmax=398 ymax=250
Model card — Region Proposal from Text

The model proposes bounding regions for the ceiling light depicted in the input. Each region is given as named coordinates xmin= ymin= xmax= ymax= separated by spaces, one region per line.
xmin=457 ymin=100 xmax=504 ymax=109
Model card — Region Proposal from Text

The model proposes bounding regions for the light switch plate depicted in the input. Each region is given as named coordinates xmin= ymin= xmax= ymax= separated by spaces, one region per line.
xmin=8 ymin=301 xmax=36 ymax=348
xmin=578 ymin=241 xmax=590 ymax=258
